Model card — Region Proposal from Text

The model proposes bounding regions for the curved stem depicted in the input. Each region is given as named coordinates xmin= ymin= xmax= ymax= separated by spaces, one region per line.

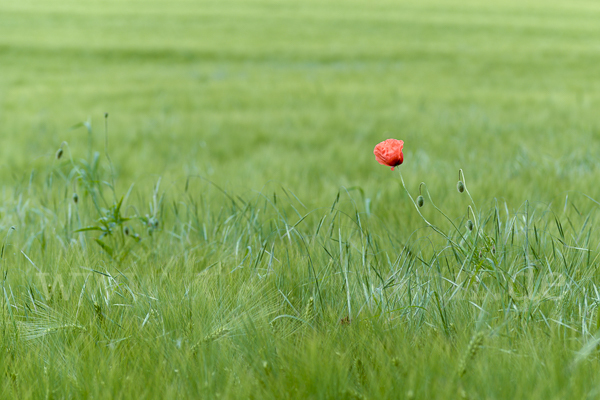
xmin=421 ymin=182 xmax=470 ymax=247
xmin=397 ymin=171 xmax=462 ymax=250
xmin=459 ymin=169 xmax=479 ymax=217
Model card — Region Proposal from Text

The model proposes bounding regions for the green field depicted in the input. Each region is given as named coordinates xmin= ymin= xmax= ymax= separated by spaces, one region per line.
xmin=2 ymin=0 xmax=600 ymax=398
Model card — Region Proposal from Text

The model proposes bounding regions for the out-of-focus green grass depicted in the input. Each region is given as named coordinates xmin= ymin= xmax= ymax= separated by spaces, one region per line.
xmin=3 ymin=1 xmax=600 ymax=399
xmin=2 ymin=0 xmax=600 ymax=208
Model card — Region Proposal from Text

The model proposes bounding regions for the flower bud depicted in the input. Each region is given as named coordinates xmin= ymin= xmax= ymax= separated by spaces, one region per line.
xmin=417 ymin=195 xmax=424 ymax=208
xmin=55 ymin=148 xmax=63 ymax=160
xmin=457 ymin=181 xmax=465 ymax=193
xmin=124 ymin=226 xmax=130 ymax=236
xmin=467 ymin=219 xmax=474 ymax=231
xmin=73 ymin=193 xmax=78 ymax=204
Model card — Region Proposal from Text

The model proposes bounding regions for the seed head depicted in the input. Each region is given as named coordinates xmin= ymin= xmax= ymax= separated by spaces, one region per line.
xmin=458 ymin=332 xmax=484 ymax=377
xmin=467 ymin=220 xmax=474 ymax=231
xmin=417 ymin=195 xmax=424 ymax=208
xmin=93 ymin=301 xmax=103 ymax=323
xmin=457 ymin=181 xmax=465 ymax=193
xmin=303 ymin=297 xmax=314 ymax=323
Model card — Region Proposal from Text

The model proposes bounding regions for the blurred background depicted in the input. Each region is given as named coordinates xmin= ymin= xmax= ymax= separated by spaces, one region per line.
xmin=1 ymin=0 xmax=599 ymax=212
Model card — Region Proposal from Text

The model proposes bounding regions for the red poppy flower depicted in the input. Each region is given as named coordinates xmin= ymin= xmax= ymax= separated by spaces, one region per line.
xmin=373 ymin=139 xmax=404 ymax=170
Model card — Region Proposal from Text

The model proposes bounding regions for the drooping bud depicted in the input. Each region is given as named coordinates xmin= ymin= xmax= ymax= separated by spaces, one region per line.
xmin=417 ymin=195 xmax=424 ymax=208
xmin=457 ymin=181 xmax=465 ymax=193
xmin=467 ymin=219 xmax=474 ymax=231
xmin=73 ymin=193 xmax=78 ymax=204
xmin=55 ymin=148 xmax=63 ymax=160
xmin=124 ymin=226 xmax=130 ymax=236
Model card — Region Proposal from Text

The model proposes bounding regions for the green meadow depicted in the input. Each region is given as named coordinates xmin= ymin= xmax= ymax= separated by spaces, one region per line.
xmin=1 ymin=0 xmax=600 ymax=398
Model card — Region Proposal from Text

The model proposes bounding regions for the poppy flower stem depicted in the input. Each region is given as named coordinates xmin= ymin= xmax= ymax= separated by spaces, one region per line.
xmin=467 ymin=205 xmax=479 ymax=232
xmin=459 ymin=169 xmax=478 ymax=217
xmin=397 ymin=171 xmax=463 ymax=250
xmin=420 ymin=181 xmax=470 ymax=246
